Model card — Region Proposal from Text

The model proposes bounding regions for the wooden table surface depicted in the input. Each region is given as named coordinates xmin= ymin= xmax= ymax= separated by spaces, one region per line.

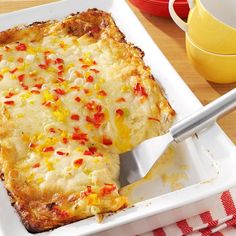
xmin=0 ymin=0 xmax=235 ymax=144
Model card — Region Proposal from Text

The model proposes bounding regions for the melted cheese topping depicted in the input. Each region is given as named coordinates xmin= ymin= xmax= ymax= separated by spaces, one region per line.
xmin=0 ymin=35 xmax=125 ymax=193
xmin=0 ymin=11 xmax=174 ymax=230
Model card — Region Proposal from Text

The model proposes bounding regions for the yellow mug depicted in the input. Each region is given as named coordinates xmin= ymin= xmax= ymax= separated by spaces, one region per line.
xmin=169 ymin=0 xmax=236 ymax=54
xmin=186 ymin=34 xmax=236 ymax=84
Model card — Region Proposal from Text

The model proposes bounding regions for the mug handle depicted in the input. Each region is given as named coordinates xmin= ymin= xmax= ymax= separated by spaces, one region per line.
xmin=169 ymin=0 xmax=194 ymax=32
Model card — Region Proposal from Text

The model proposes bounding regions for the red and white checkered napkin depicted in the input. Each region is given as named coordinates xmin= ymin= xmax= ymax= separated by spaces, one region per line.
xmin=142 ymin=188 xmax=236 ymax=236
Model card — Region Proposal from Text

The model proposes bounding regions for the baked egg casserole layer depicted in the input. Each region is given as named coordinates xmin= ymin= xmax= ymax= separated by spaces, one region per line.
xmin=0 ymin=9 xmax=175 ymax=232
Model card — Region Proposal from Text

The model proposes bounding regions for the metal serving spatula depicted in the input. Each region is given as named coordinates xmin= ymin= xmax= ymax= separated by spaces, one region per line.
xmin=120 ymin=88 xmax=236 ymax=187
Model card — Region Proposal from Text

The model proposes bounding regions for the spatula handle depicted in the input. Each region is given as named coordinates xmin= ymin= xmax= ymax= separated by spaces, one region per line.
xmin=170 ymin=89 xmax=236 ymax=142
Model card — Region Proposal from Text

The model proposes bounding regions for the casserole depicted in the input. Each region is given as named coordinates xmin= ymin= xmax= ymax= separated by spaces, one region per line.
xmin=0 ymin=8 xmax=174 ymax=232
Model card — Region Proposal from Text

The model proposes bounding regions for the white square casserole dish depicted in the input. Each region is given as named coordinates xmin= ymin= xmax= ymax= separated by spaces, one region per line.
xmin=0 ymin=0 xmax=235 ymax=235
